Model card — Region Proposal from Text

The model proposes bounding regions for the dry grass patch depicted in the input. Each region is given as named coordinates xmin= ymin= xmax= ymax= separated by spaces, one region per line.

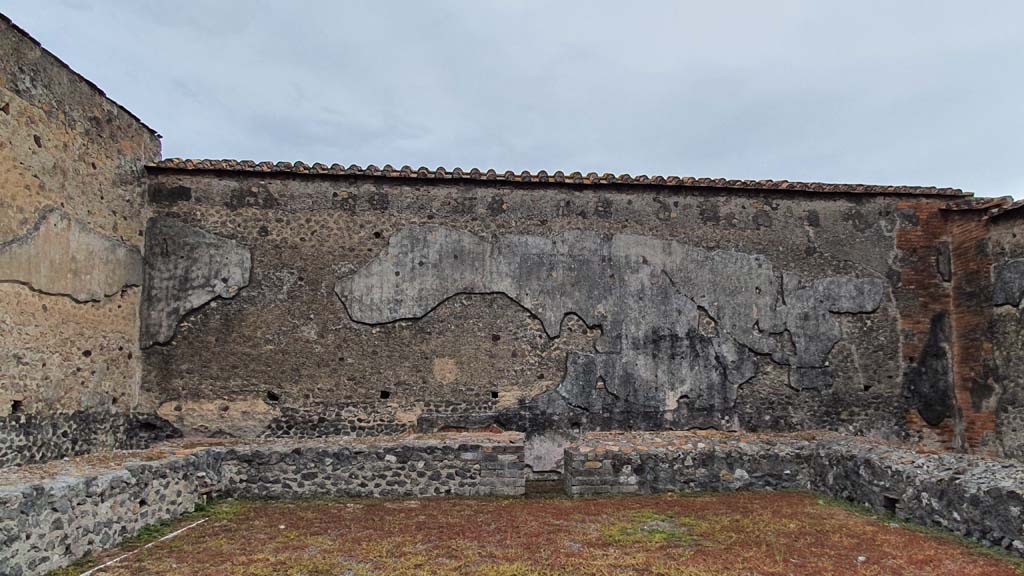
xmin=52 ymin=491 xmax=1024 ymax=576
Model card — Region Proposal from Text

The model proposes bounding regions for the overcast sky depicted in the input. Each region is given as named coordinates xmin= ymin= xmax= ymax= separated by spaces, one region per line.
xmin=4 ymin=1 xmax=1023 ymax=197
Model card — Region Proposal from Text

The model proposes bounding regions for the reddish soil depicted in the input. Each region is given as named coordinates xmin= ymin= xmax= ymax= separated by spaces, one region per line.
xmin=58 ymin=491 xmax=1024 ymax=576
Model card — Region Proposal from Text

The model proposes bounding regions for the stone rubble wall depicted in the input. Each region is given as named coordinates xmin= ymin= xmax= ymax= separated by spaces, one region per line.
xmin=0 ymin=436 xmax=525 ymax=576
xmin=216 ymin=439 xmax=526 ymax=499
xmin=565 ymin=432 xmax=1024 ymax=555
xmin=0 ymin=15 xmax=162 ymax=468
xmin=0 ymin=451 xmax=221 ymax=576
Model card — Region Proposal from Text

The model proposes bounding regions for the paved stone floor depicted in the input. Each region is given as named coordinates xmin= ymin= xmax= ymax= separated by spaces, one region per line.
xmin=52 ymin=491 xmax=1024 ymax=576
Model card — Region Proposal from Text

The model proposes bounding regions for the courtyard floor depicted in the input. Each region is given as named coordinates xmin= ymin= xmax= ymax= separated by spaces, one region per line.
xmin=53 ymin=491 xmax=1023 ymax=576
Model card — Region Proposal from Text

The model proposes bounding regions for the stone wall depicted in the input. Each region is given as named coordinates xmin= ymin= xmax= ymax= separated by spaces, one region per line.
xmin=142 ymin=167 xmax=961 ymax=470
xmin=0 ymin=434 xmax=525 ymax=576
xmin=564 ymin=431 xmax=1024 ymax=555
xmin=0 ymin=15 xmax=163 ymax=467
xmin=990 ymin=208 xmax=1024 ymax=458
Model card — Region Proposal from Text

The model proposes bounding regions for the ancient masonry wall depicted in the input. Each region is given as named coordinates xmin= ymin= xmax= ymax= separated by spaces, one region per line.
xmin=0 ymin=435 xmax=526 ymax=576
xmin=990 ymin=208 xmax=1024 ymax=458
xmin=0 ymin=15 xmax=166 ymax=467
xmin=564 ymin=432 xmax=1024 ymax=555
xmin=142 ymin=168 xmax=944 ymax=470
xmin=140 ymin=166 xmax=1023 ymax=466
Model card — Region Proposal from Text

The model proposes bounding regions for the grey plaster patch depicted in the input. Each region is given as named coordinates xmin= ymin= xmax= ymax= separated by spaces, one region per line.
xmin=140 ymin=217 xmax=251 ymax=347
xmin=336 ymin=225 xmax=886 ymax=422
xmin=994 ymin=259 xmax=1024 ymax=307
xmin=0 ymin=209 xmax=142 ymax=301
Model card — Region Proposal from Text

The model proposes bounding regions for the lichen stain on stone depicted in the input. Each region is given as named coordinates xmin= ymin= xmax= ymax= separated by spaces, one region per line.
xmin=336 ymin=225 xmax=887 ymax=425
xmin=0 ymin=209 xmax=142 ymax=301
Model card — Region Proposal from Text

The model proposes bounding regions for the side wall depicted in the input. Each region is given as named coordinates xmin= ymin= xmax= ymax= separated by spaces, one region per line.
xmin=990 ymin=209 xmax=1024 ymax=458
xmin=143 ymin=170 xmax=949 ymax=469
xmin=0 ymin=16 xmax=163 ymax=467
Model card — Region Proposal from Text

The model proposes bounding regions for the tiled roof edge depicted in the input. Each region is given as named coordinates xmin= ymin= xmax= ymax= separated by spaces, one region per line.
xmin=147 ymin=158 xmax=971 ymax=197
xmin=987 ymin=199 xmax=1024 ymax=220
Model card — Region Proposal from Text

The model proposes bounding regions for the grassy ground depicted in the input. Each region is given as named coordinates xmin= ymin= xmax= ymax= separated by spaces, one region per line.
xmin=52 ymin=491 xmax=1024 ymax=576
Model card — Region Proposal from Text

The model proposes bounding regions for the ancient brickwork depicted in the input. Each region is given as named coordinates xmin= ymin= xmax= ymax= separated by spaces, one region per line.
xmin=892 ymin=202 xmax=958 ymax=448
xmin=948 ymin=210 xmax=998 ymax=451
xmin=0 ymin=15 xmax=161 ymax=466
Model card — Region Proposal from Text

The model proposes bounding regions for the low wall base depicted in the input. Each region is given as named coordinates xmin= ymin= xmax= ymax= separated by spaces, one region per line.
xmin=564 ymin=431 xmax=1024 ymax=556
xmin=0 ymin=434 xmax=525 ymax=576
xmin=5 ymin=430 xmax=1024 ymax=575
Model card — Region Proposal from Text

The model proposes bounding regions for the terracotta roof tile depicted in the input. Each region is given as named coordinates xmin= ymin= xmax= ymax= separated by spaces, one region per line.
xmin=147 ymin=158 xmax=971 ymax=197
xmin=988 ymin=199 xmax=1024 ymax=220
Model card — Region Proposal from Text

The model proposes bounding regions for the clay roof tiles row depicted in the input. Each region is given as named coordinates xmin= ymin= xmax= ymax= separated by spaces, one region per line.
xmin=149 ymin=158 xmax=969 ymax=197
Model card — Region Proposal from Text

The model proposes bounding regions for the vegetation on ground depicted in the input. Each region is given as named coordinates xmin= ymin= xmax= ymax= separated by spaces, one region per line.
xmin=50 ymin=491 xmax=1024 ymax=576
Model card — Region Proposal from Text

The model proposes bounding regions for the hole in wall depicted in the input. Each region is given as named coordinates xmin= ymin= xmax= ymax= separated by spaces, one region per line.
xmin=11 ymin=400 xmax=24 ymax=414
xmin=0 ymin=102 xmax=9 ymax=115
xmin=490 ymin=391 xmax=499 ymax=400
xmin=882 ymin=495 xmax=898 ymax=513
xmin=81 ymin=350 xmax=92 ymax=358
xmin=266 ymin=390 xmax=281 ymax=403
xmin=33 ymin=134 xmax=42 ymax=148
xmin=491 ymin=334 xmax=501 ymax=342
xmin=137 ymin=421 xmax=160 ymax=433
xmin=379 ymin=390 xmax=391 ymax=400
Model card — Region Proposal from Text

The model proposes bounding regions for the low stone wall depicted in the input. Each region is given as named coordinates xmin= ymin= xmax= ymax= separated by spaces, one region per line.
xmin=217 ymin=437 xmax=526 ymax=499
xmin=0 ymin=411 xmax=180 ymax=469
xmin=0 ymin=450 xmax=222 ymax=576
xmin=564 ymin=431 xmax=1024 ymax=555
xmin=0 ymin=434 xmax=525 ymax=576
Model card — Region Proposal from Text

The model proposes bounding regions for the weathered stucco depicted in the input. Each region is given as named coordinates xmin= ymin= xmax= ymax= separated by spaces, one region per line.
xmin=0 ymin=15 xmax=160 ymax=466
xmin=140 ymin=217 xmax=251 ymax=348
xmin=141 ymin=170 xmax=917 ymax=467
xmin=337 ymin=224 xmax=885 ymax=422
xmin=0 ymin=209 xmax=143 ymax=301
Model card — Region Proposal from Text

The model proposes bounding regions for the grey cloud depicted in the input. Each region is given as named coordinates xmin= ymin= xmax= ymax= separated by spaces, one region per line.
xmin=6 ymin=0 xmax=1023 ymax=197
